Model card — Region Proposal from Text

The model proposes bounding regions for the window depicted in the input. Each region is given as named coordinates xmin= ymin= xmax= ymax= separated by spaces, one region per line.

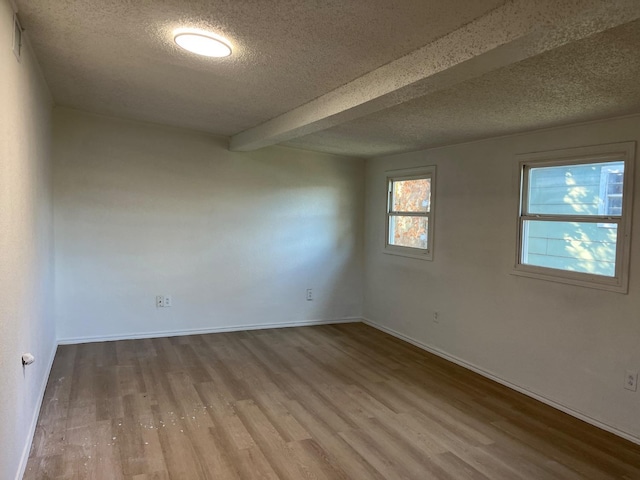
xmin=385 ymin=166 xmax=435 ymax=260
xmin=515 ymin=142 xmax=635 ymax=293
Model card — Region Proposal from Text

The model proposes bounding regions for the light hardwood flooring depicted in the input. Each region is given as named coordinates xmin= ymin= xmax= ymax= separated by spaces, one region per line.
xmin=25 ymin=323 xmax=640 ymax=479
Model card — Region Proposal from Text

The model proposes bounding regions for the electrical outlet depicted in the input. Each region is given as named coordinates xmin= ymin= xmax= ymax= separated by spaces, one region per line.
xmin=306 ymin=289 xmax=313 ymax=301
xmin=12 ymin=14 xmax=22 ymax=61
xmin=433 ymin=311 xmax=439 ymax=323
xmin=156 ymin=295 xmax=165 ymax=308
xmin=624 ymin=370 xmax=638 ymax=391
xmin=164 ymin=295 xmax=172 ymax=307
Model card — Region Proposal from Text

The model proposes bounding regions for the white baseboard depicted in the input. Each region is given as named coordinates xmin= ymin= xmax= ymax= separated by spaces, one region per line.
xmin=15 ymin=340 xmax=58 ymax=480
xmin=56 ymin=317 xmax=361 ymax=345
xmin=361 ymin=317 xmax=640 ymax=447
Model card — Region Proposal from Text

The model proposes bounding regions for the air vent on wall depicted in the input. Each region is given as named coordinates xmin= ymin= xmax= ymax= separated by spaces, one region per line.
xmin=12 ymin=13 xmax=22 ymax=61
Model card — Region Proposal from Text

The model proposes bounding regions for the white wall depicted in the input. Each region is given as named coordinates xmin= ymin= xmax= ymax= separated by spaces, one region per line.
xmin=364 ymin=115 xmax=640 ymax=442
xmin=54 ymin=108 xmax=363 ymax=342
xmin=0 ymin=1 xmax=55 ymax=478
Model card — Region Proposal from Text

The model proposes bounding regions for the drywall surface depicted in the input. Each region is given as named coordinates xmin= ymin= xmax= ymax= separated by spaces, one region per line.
xmin=53 ymin=108 xmax=363 ymax=342
xmin=364 ymin=115 xmax=640 ymax=441
xmin=0 ymin=1 xmax=55 ymax=478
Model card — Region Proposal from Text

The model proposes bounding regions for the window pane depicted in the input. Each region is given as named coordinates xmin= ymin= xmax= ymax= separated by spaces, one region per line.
xmin=522 ymin=220 xmax=618 ymax=277
xmin=608 ymin=197 xmax=622 ymax=216
xmin=389 ymin=216 xmax=428 ymax=249
xmin=527 ymin=161 xmax=624 ymax=216
xmin=392 ymin=178 xmax=431 ymax=212
xmin=607 ymin=173 xmax=623 ymax=195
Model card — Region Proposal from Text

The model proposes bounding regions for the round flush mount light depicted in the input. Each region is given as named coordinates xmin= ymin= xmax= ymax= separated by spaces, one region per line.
xmin=174 ymin=31 xmax=232 ymax=57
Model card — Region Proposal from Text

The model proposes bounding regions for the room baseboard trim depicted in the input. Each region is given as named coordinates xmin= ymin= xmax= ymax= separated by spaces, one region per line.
xmin=361 ymin=317 xmax=640 ymax=446
xmin=56 ymin=317 xmax=361 ymax=345
xmin=15 ymin=340 xmax=58 ymax=480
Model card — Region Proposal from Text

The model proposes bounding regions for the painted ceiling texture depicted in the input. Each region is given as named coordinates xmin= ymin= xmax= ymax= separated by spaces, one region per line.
xmin=15 ymin=0 xmax=640 ymax=157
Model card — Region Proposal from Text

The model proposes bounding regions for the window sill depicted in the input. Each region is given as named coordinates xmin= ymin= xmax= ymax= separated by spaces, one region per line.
xmin=384 ymin=246 xmax=433 ymax=261
xmin=511 ymin=266 xmax=627 ymax=294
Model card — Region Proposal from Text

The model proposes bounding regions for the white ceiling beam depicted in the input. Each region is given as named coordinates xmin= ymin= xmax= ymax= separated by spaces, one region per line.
xmin=230 ymin=0 xmax=640 ymax=151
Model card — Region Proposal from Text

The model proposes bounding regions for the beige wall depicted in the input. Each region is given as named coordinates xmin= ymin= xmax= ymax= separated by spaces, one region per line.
xmin=0 ymin=1 xmax=55 ymax=478
xmin=53 ymin=108 xmax=364 ymax=342
xmin=364 ymin=115 xmax=640 ymax=442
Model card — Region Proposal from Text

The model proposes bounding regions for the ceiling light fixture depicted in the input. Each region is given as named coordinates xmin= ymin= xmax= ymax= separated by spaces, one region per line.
xmin=174 ymin=31 xmax=232 ymax=57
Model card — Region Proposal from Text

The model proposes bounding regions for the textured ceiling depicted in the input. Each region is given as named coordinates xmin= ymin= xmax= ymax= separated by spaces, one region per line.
xmin=14 ymin=0 xmax=505 ymax=136
xmin=284 ymin=19 xmax=640 ymax=156
xmin=14 ymin=0 xmax=640 ymax=157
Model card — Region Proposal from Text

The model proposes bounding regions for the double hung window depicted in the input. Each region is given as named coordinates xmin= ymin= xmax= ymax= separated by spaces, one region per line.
xmin=385 ymin=167 xmax=435 ymax=260
xmin=515 ymin=143 xmax=634 ymax=292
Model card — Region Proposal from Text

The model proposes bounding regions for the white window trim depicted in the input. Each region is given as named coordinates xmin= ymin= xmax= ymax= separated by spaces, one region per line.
xmin=513 ymin=142 xmax=635 ymax=293
xmin=384 ymin=166 xmax=436 ymax=260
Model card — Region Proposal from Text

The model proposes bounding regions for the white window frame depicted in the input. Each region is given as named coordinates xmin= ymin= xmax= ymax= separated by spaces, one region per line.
xmin=384 ymin=166 xmax=436 ymax=260
xmin=514 ymin=142 xmax=635 ymax=293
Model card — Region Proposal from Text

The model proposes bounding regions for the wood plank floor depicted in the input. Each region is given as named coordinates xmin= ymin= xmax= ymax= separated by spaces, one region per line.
xmin=24 ymin=323 xmax=640 ymax=479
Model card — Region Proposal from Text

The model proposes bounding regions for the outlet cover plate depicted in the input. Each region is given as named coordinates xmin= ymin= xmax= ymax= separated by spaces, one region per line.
xmin=624 ymin=370 xmax=638 ymax=392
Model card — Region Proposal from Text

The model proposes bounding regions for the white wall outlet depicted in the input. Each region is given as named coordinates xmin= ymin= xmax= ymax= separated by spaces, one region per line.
xmin=433 ymin=311 xmax=439 ymax=323
xmin=156 ymin=295 xmax=165 ymax=308
xmin=624 ymin=370 xmax=638 ymax=391
xmin=164 ymin=295 xmax=172 ymax=307
xmin=306 ymin=288 xmax=313 ymax=301
xmin=12 ymin=14 xmax=22 ymax=61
